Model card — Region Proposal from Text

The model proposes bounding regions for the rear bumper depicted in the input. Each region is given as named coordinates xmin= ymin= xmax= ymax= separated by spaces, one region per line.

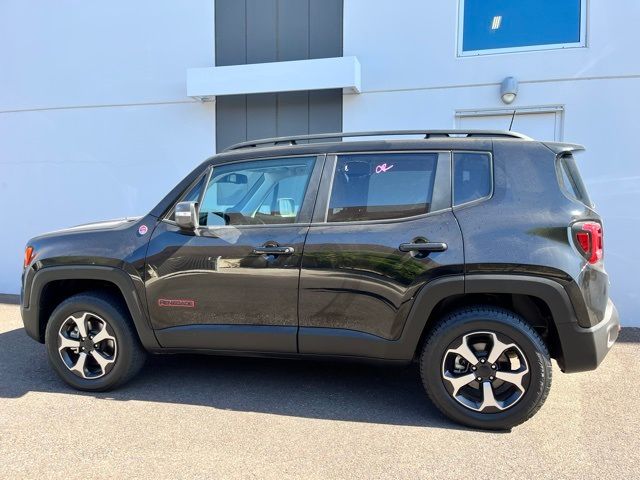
xmin=556 ymin=299 xmax=620 ymax=373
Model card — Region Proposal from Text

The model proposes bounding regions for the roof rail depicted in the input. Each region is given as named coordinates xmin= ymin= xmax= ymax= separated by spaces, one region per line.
xmin=224 ymin=129 xmax=531 ymax=151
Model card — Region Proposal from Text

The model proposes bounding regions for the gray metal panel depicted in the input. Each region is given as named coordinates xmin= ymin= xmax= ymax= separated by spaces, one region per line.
xmin=246 ymin=93 xmax=277 ymax=141
xmin=277 ymin=91 xmax=309 ymax=137
xmin=216 ymin=95 xmax=247 ymax=151
xmin=215 ymin=0 xmax=246 ymax=66
xmin=309 ymin=89 xmax=342 ymax=143
xmin=215 ymin=0 xmax=344 ymax=152
xmin=310 ymin=0 xmax=343 ymax=58
xmin=277 ymin=0 xmax=310 ymax=61
xmin=247 ymin=0 xmax=277 ymax=64
xmin=215 ymin=0 xmax=342 ymax=65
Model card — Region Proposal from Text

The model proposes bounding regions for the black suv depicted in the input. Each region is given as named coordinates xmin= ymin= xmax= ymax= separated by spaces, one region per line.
xmin=21 ymin=130 xmax=619 ymax=429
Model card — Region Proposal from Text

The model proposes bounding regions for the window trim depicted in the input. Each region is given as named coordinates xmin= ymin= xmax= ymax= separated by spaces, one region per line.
xmin=316 ymin=151 xmax=453 ymax=226
xmin=457 ymin=0 xmax=588 ymax=57
xmin=451 ymin=151 xmax=494 ymax=209
xmin=164 ymin=154 xmax=325 ymax=229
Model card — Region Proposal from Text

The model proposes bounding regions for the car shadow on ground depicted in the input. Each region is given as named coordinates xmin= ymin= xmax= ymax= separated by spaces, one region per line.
xmin=617 ymin=327 xmax=640 ymax=343
xmin=0 ymin=326 xmax=471 ymax=430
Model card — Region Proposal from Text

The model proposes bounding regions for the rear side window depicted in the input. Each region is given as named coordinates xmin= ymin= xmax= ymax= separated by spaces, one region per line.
xmin=327 ymin=153 xmax=439 ymax=222
xmin=453 ymin=152 xmax=492 ymax=205
xmin=557 ymin=154 xmax=592 ymax=206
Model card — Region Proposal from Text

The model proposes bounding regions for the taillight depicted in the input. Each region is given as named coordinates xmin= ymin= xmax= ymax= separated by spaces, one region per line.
xmin=24 ymin=246 xmax=34 ymax=268
xmin=572 ymin=221 xmax=603 ymax=264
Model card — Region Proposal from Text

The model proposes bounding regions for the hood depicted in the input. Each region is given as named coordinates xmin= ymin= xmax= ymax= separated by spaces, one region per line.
xmin=35 ymin=216 xmax=143 ymax=239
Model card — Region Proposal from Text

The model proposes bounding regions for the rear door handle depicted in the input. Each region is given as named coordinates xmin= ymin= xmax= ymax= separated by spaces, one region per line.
xmin=399 ymin=242 xmax=448 ymax=253
xmin=252 ymin=246 xmax=295 ymax=255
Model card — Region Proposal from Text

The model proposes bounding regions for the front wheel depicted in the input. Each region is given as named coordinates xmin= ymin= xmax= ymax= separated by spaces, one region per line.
xmin=45 ymin=292 xmax=146 ymax=391
xmin=420 ymin=307 xmax=552 ymax=430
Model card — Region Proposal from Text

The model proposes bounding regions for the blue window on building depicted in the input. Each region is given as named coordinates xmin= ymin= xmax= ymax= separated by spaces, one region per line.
xmin=461 ymin=0 xmax=584 ymax=55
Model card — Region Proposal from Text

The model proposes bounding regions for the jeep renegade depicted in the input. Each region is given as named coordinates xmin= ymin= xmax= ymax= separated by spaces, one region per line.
xmin=20 ymin=130 xmax=619 ymax=429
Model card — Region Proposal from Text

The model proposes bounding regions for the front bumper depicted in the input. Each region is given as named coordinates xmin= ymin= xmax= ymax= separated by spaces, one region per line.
xmin=20 ymin=265 xmax=43 ymax=343
xmin=21 ymin=302 xmax=42 ymax=343
xmin=556 ymin=299 xmax=620 ymax=373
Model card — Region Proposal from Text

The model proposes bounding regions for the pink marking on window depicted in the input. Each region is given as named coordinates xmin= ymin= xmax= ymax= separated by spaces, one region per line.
xmin=375 ymin=163 xmax=394 ymax=174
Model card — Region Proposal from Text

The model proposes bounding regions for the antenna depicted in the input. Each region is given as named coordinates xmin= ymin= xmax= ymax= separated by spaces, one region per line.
xmin=508 ymin=109 xmax=517 ymax=131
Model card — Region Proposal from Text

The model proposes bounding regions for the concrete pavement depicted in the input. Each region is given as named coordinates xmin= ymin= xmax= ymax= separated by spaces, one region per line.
xmin=0 ymin=302 xmax=638 ymax=479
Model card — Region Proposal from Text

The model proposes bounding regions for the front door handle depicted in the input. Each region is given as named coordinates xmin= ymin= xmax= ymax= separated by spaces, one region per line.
xmin=399 ymin=242 xmax=448 ymax=253
xmin=252 ymin=246 xmax=295 ymax=255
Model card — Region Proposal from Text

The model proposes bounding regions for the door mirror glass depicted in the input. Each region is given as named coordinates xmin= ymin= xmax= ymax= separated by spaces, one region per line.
xmin=175 ymin=201 xmax=199 ymax=230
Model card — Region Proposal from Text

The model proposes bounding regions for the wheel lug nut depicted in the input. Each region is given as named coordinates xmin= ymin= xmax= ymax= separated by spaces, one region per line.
xmin=489 ymin=376 xmax=494 ymax=381
xmin=480 ymin=358 xmax=486 ymax=363
xmin=491 ymin=364 xmax=497 ymax=369
xmin=471 ymin=366 xmax=477 ymax=371
xmin=476 ymin=377 xmax=482 ymax=382
xmin=94 ymin=344 xmax=99 ymax=348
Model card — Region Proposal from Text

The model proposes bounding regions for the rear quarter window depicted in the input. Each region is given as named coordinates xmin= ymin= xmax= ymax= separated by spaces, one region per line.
xmin=556 ymin=154 xmax=592 ymax=206
xmin=453 ymin=152 xmax=492 ymax=205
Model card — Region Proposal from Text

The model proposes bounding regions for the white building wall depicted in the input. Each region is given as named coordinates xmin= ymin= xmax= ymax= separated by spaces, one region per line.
xmin=0 ymin=0 xmax=216 ymax=293
xmin=1 ymin=0 xmax=638 ymax=327
xmin=343 ymin=0 xmax=640 ymax=326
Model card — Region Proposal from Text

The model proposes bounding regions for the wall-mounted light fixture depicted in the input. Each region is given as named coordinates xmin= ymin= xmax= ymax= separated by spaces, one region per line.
xmin=500 ymin=76 xmax=518 ymax=104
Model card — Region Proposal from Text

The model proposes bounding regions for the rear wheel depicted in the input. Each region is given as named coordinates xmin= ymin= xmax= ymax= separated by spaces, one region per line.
xmin=420 ymin=306 xmax=552 ymax=430
xmin=45 ymin=292 xmax=146 ymax=391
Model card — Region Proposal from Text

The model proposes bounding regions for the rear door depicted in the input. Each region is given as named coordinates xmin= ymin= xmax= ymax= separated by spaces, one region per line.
xmin=298 ymin=151 xmax=464 ymax=356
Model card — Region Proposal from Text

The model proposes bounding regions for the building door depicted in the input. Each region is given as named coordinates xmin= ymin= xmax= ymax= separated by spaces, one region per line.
xmin=215 ymin=0 xmax=344 ymax=151
xmin=456 ymin=107 xmax=564 ymax=141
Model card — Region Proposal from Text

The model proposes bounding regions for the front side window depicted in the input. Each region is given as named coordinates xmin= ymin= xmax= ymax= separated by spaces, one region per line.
xmin=460 ymin=0 xmax=585 ymax=55
xmin=198 ymin=157 xmax=315 ymax=226
xmin=453 ymin=152 xmax=492 ymax=205
xmin=327 ymin=153 xmax=440 ymax=223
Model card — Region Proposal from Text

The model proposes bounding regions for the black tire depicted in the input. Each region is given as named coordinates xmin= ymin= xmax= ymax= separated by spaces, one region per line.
xmin=420 ymin=306 xmax=552 ymax=430
xmin=45 ymin=292 xmax=146 ymax=391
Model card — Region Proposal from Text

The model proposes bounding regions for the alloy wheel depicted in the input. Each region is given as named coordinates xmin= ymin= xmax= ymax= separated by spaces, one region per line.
xmin=441 ymin=331 xmax=530 ymax=413
xmin=57 ymin=312 xmax=118 ymax=379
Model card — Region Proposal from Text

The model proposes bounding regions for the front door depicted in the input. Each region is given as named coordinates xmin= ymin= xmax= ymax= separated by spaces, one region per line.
xmin=145 ymin=155 xmax=323 ymax=352
xmin=298 ymin=151 xmax=464 ymax=356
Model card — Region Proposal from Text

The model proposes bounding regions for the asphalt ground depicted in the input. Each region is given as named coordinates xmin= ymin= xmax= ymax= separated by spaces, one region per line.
xmin=0 ymin=301 xmax=638 ymax=479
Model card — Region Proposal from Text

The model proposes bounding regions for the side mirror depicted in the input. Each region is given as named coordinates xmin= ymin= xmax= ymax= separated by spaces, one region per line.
xmin=175 ymin=201 xmax=199 ymax=230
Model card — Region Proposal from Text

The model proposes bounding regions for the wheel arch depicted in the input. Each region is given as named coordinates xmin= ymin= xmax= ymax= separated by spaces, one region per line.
xmin=401 ymin=274 xmax=576 ymax=368
xmin=22 ymin=266 xmax=159 ymax=350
